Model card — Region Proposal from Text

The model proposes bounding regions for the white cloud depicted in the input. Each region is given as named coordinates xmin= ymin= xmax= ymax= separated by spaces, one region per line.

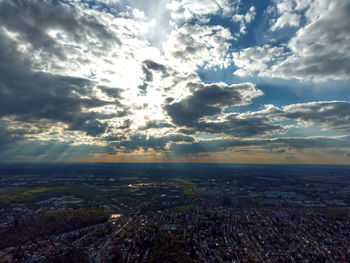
xmin=163 ymin=23 xmax=234 ymax=71
xmin=269 ymin=0 xmax=309 ymax=30
xmin=271 ymin=12 xmax=301 ymax=30
xmin=232 ymin=45 xmax=285 ymax=77
xmin=233 ymin=6 xmax=256 ymax=35
xmin=95 ymin=0 xmax=120 ymax=5
xmin=168 ymin=0 xmax=234 ymax=21
xmin=272 ymin=0 xmax=350 ymax=80
xmin=234 ymin=0 xmax=350 ymax=81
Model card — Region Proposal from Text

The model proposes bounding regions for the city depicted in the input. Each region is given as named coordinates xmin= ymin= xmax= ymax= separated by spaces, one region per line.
xmin=0 ymin=163 xmax=349 ymax=262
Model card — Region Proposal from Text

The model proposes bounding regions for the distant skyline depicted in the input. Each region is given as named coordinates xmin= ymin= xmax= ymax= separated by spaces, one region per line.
xmin=0 ymin=0 xmax=350 ymax=164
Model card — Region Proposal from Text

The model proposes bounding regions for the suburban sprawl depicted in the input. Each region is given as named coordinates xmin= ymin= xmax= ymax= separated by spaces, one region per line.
xmin=0 ymin=163 xmax=349 ymax=262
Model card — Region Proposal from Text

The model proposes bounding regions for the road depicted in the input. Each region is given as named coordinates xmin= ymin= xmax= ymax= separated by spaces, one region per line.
xmin=95 ymin=217 xmax=132 ymax=263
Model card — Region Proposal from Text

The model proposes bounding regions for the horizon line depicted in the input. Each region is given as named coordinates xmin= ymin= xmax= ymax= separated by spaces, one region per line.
xmin=1 ymin=161 xmax=350 ymax=166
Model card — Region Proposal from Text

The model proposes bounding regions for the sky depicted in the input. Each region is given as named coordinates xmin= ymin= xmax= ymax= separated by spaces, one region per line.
xmin=0 ymin=0 xmax=350 ymax=164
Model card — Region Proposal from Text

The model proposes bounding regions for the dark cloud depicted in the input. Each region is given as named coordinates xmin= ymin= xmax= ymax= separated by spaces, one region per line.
xmin=169 ymin=139 xmax=252 ymax=156
xmin=0 ymin=124 xmax=21 ymax=152
xmin=171 ymin=101 xmax=350 ymax=139
xmin=98 ymin=86 xmax=122 ymax=99
xmin=138 ymin=60 xmax=169 ymax=95
xmin=143 ymin=60 xmax=168 ymax=76
xmin=119 ymin=119 xmax=132 ymax=129
xmin=0 ymin=0 xmax=119 ymax=59
xmin=283 ymin=101 xmax=350 ymax=131
xmin=0 ymin=70 xmax=109 ymax=120
xmin=0 ymin=61 xmax=117 ymax=136
xmin=272 ymin=136 xmax=350 ymax=149
xmin=138 ymin=65 xmax=153 ymax=95
xmin=193 ymin=114 xmax=281 ymax=137
xmin=164 ymin=82 xmax=272 ymax=137
xmin=0 ymin=6 xmax=122 ymax=137
xmin=69 ymin=119 xmax=108 ymax=137
xmin=177 ymin=128 xmax=197 ymax=135
xmin=245 ymin=101 xmax=350 ymax=132
xmin=165 ymin=97 xmax=174 ymax=103
xmin=103 ymin=134 xmax=128 ymax=142
xmin=169 ymin=136 xmax=350 ymax=156
xmin=165 ymin=82 xmax=262 ymax=126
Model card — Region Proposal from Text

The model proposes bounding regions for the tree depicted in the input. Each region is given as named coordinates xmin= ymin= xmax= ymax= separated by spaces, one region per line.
xmin=110 ymin=250 xmax=123 ymax=263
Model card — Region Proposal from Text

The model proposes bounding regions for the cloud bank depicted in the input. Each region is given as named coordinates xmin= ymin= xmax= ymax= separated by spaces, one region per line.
xmin=0 ymin=0 xmax=349 ymax=163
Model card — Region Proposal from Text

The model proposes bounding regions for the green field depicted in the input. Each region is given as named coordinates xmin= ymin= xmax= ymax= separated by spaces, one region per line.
xmin=171 ymin=204 xmax=196 ymax=213
xmin=0 ymin=187 xmax=52 ymax=203
xmin=183 ymin=185 xmax=195 ymax=196
xmin=167 ymin=177 xmax=197 ymax=196
xmin=0 ymin=184 xmax=108 ymax=204
xmin=168 ymin=177 xmax=198 ymax=184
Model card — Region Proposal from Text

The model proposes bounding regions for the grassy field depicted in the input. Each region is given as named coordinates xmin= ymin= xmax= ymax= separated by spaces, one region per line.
xmin=0 ymin=184 xmax=108 ymax=204
xmin=183 ymin=185 xmax=196 ymax=196
xmin=0 ymin=187 xmax=32 ymax=196
xmin=171 ymin=203 xmax=197 ymax=213
xmin=168 ymin=177 xmax=199 ymax=184
xmin=167 ymin=177 xmax=197 ymax=196
xmin=0 ymin=187 xmax=52 ymax=203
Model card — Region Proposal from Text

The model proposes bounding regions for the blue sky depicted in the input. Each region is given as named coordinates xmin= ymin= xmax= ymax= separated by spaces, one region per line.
xmin=0 ymin=0 xmax=350 ymax=163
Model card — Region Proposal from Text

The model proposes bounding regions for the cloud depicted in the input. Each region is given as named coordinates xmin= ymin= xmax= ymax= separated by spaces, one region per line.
xmin=0 ymin=37 xmax=118 ymax=137
xmin=232 ymin=44 xmax=285 ymax=77
xmin=0 ymin=0 xmax=119 ymax=60
xmin=233 ymin=0 xmax=350 ymax=81
xmin=140 ymin=120 xmax=174 ymax=130
xmin=0 ymin=123 xmax=21 ymax=151
xmin=111 ymin=134 xmax=194 ymax=152
xmin=98 ymin=86 xmax=122 ymax=99
xmin=0 ymin=0 xmax=349 ymax=162
xmin=233 ymin=6 xmax=256 ymax=35
xmin=0 ymin=0 xmax=131 ymax=137
xmin=165 ymin=82 xmax=262 ymax=126
xmin=272 ymin=136 xmax=350 ymax=149
xmin=168 ymin=100 xmax=350 ymax=139
xmin=138 ymin=59 xmax=169 ymax=94
xmin=269 ymin=0 xmax=303 ymax=30
xmin=168 ymin=0 xmax=234 ymax=22
xmin=163 ymin=23 xmax=234 ymax=71
xmin=271 ymin=12 xmax=301 ymax=30
xmin=244 ymin=101 xmax=350 ymax=132
xmin=0 ymin=140 xmax=110 ymax=162
xmin=169 ymin=135 xmax=350 ymax=156
xmin=170 ymin=139 xmax=248 ymax=156
xmin=272 ymin=0 xmax=350 ymax=80
xmin=193 ymin=114 xmax=281 ymax=137
xmin=0 ymin=0 xmax=257 ymax=147
xmin=162 ymin=82 xmax=283 ymax=138
xmin=282 ymin=101 xmax=350 ymax=131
